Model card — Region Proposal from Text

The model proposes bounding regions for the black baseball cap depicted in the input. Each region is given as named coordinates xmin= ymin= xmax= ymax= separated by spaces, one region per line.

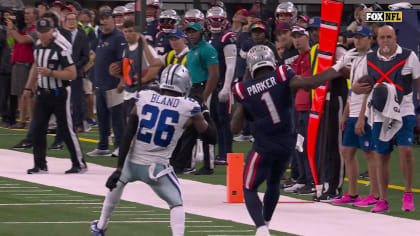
xmin=36 ymin=18 xmax=53 ymax=33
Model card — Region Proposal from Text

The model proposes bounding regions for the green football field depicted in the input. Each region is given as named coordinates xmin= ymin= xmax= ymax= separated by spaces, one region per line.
xmin=0 ymin=126 xmax=419 ymax=236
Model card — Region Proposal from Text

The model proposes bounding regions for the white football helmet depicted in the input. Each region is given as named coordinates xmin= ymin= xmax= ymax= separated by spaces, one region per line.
xmin=247 ymin=45 xmax=276 ymax=78
xmin=146 ymin=0 xmax=163 ymax=23
xmin=124 ymin=2 xmax=135 ymax=15
xmin=159 ymin=9 xmax=180 ymax=33
xmin=206 ymin=6 xmax=228 ymax=34
xmin=113 ymin=6 xmax=126 ymax=16
xmin=160 ymin=64 xmax=192 ymax=95
xmin=183 ymin=9 xmax=205 ymax=28
xmin=275 ymin=2 xmax=297 ymax=24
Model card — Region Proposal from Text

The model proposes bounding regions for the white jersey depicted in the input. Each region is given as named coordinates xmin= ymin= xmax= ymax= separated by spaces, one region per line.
xmin=129 ymin=90 xmax=201 ymax=165
xmin=348 ymin=53 xmax=369 ymax=118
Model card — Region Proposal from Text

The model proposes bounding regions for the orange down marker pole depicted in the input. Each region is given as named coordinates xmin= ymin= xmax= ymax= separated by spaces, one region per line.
xmin=226 ymin=153 xmax=244 ymax=203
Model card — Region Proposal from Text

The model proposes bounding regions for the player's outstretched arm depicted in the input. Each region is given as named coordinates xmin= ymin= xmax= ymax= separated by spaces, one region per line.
xmin=231 ymin=103 xmax=245 ymax=135
xmin=106 ymin=107 xmax=139 ymax=191
xmin=191 ymin=110 xmax=217 ymax=145
xmin=289 ymin=68 xmax=343 ymax=90
xmin=117 ymin=108 xmax=139 ymax=170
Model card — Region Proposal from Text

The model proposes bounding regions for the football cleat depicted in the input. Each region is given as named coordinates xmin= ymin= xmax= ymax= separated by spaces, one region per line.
xmin=90 ymin=220 xmax=106 ymax=236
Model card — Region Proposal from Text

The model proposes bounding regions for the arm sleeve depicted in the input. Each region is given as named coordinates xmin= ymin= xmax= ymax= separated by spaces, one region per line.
xmin=59 ymin=48 xmax=74 ymax=67
xmin=117 ymin=113 xmax=139 ymax=169
xmin=115 ymin=35 xmax=127 ymax=61
xmin=223 ymin=44 xmax=237 ymax=89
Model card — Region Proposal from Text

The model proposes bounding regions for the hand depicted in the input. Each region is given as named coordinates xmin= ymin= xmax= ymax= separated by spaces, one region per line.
xmin=332 ymin=48 xmax=358 ymax=72
xmin=36 ymin=67 xmax=52 ymax=77
xmin=117 ymin=80 xmax=125 ymax=93
xmin=105 ymin=170 xmax=121 ymax=191
xmin=109 ymin=62 xmax=122 ymax=77
xmin=352 ymin=80 xmax=372 ymax=94
xmin=355 ymin=117 xmax=366 ymax=136
xmin=339 ymin=116 xmax=347 ymax=131
xmin=218 ymin=87 xmax=230 ymax=103
xmin=89 ymin=50 xmax=96 ymax=61
xmin=5 ymin=18 xmax=15 ymax=31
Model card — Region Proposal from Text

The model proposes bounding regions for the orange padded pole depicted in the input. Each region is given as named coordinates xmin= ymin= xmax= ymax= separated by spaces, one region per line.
xmin=226 ymin=153 xmax=244 ymax=203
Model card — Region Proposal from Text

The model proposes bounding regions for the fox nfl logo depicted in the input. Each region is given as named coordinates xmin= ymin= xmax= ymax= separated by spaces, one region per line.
xmin=365 ymin=11 xmax=402 ymax=22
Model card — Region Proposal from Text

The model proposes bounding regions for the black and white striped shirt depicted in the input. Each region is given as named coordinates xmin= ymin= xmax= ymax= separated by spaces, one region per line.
xmin=34 ymin=33 xmax=74 ymax=89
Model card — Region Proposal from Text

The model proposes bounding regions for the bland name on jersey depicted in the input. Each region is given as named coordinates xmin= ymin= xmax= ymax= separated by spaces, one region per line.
xmin=246 ymin=77 xmax=277 ymax=96
xmin=150 ymin=93 xmax=180 ymax=108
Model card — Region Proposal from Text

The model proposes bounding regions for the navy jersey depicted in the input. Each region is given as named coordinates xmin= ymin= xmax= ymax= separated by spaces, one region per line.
xmin=144 ymin=20 xmax=159 ymax=47
xmin=233 ymin=65 xmax=297 ymax=155
xmin=154 ymin=31 xmax=172 ymax=56
xmin=208 ymin=31 xmax=236 ymax=89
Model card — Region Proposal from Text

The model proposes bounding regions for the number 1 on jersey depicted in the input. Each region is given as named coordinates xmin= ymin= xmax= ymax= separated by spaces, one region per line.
xmin=261 ymin=91 xmax=281 ymax=124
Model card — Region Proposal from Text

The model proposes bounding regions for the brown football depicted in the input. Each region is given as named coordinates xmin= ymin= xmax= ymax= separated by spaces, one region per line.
xmin=357 ymin=75 xmax=375 ymax=87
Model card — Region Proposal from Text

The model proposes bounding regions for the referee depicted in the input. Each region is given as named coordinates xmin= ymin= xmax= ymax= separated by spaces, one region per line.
xmin=23 ymin=19 xmax=87 ymax=174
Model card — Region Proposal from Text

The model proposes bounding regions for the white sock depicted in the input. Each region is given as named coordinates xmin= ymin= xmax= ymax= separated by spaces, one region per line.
xmin=255 ymin=225 xmax=270 ymax=236
xmin=264 ymin=221 xmax=270 ymax=228
xmin=97 ymin=182 xmax=125 ymax=229
xmin=170 ymin=206 xmax=185 ymax=236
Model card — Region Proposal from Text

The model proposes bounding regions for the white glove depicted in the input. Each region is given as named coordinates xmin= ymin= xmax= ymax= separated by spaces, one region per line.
xmin=218 ymin=86 xmax=230 ymax=103
xmin=332 ymin=48 xmax=358 ymax=72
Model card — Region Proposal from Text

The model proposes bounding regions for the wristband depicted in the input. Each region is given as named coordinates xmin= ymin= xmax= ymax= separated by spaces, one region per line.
xmin=24 ymin=88 xmax=32 ymax=91
xmin=49 ymin=70 xmax=54 ymax=77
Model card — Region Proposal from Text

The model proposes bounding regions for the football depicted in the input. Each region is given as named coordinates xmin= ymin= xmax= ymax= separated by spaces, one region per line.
xmin=357 ymin=75 xmax=376 ymax=87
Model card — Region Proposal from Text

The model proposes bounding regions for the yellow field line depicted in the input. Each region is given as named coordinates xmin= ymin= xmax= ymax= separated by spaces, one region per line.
xmin=3 ymin=127 xmax=419 ymax=192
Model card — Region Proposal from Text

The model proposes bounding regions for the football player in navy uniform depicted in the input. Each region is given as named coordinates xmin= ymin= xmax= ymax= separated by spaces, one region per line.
xmin=182 ymin=9 xmax=205 ymax=31
xmin=90 ymin=64 xmax=217 ymax=236
xmin=155 ymin=9 xmax=180 ymax=56
xmin=206 ymin=6 xmax=236 ymax=164
xmin=144 ymin=0 xmax=162 ymax=46
xmin=231 ymin=45 xmax=351 ymax=236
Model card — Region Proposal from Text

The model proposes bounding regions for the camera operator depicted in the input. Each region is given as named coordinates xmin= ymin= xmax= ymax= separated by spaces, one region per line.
xmin=5 ymin=7 xmax=39 ymax=129
xmin=0 ymin=10 xmax=11 ymax=126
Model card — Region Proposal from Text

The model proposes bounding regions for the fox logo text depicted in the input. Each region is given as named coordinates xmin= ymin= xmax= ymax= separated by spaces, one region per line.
xmin=365 ymin=11 xmax=402 ymax=22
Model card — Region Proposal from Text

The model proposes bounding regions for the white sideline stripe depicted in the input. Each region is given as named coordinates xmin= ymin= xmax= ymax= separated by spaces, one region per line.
xmin=24 ymin=196 xmax=82 ymax=199
xmin=1 ymin=150 xmax=420 ymax=236
xmin=0 ymin=190 xmax=52 ymax=192
xmin=129 ymin=218 xmax=193 ymax=220
xmin=184 ymin=226 xmax=234 ymax=228
xmin=14 ymin=194 xmax=67 ymax=196
xmin=0 ymin=203 xmax=102 ymax=206
xmin=39 ymin=199 xmax=101 ymax=202
xmin=0 ymin=184 xmax=20 ymax=186
xmin=0 ymin=186 xmax=38 ymax=189
xmin=79 ymin=206 xmax=136 ymax=209
xmin=91 ymin=211 xmax=152 ymax=213
xmin=0 ymin=220 xmax=212 ymax=224
xmin=189 ymin=230 xmax=253 ymax=233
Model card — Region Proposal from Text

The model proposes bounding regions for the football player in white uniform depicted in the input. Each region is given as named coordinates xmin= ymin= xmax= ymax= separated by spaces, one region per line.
xmin=90 ymin=64 xmax=217 ymax=236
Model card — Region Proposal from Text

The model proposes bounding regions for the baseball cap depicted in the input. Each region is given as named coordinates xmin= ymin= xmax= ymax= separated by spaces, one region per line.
xmin=291 ymin=25 xmax=309 ymax=36
xmin=100 ymin=10 xmax=113 ymax=18
xmin=80 ymin=9 xmax=92 ymax=18
xmin=250 ymin=22 xmax=266 ymax=31
xmin=51 ymin=1 xmax=64 ymax=8
xmin=36 ymin=18 xmax=53 ymax=33
xmin=308 ymin=16 xmax=321 ymax=29
xmin=185 ymin=22 xmax=202 ymax=31
xmin=168 ymin=29 xmax=185 ymax=39
xmin=275 ymin=22 xmax=291 ymax=32
xmin=61 ymin=5 xmax=74 ymax=13
xmin=354 ymin=25 xmax=372 ymax=37
xmin=235 ymin=6 xmax=248 ymax=17
xmin=248 ymin=9 xmax=262 ymax=19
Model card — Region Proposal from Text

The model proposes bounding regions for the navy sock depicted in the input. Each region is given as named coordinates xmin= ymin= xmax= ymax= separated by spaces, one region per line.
xmin=263 ymin=183 xmax=280 ymax=222
xmin=244 ymin=188 xmax=265 ymax=227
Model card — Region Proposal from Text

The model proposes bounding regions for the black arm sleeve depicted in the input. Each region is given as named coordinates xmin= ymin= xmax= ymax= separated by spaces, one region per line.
xmin=117 ymin=113 xmax=139 ymax=169
xmin=200 ymin=111 xmax=217 ymax=145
